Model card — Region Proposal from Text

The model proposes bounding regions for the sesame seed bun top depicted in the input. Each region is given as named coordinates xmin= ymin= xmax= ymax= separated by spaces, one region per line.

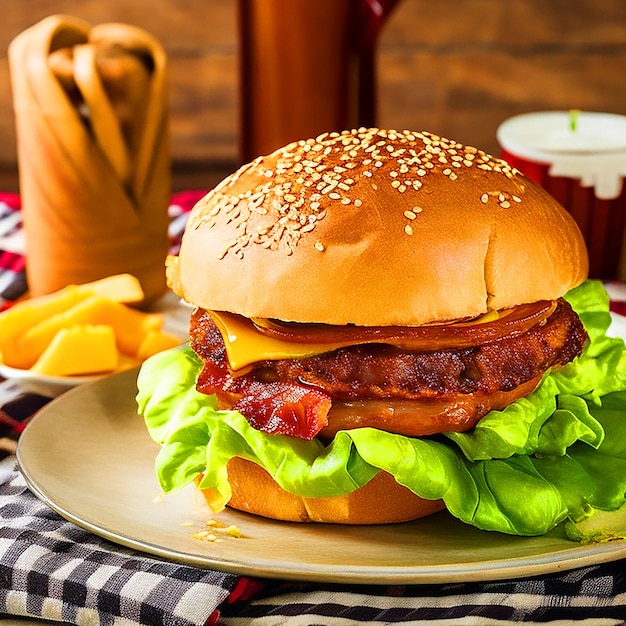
xmin=167 ymin=128 xmax=589 ymax=326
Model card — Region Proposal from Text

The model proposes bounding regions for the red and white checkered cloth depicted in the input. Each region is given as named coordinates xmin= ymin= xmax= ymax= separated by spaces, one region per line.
xmin=0 ymin=193 xmax=26 ymax=306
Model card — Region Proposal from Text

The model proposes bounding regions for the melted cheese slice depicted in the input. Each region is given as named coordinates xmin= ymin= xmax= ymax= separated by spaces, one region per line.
xmin=209 ymin=310 xmax=501 ymax=372
xmin=209 ymin=311 xmax=353 ymax=371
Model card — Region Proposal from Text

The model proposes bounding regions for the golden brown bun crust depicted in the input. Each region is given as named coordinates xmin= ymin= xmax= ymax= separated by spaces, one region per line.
xmin=199 ymin=457 xmax=445 ymax=524
xmin=168 ymin=128 xmax=588 ymax=326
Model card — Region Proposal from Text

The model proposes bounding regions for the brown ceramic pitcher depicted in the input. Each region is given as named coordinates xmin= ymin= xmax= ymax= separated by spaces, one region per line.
xmin=238 ymin=0 xmax=401 ymax=162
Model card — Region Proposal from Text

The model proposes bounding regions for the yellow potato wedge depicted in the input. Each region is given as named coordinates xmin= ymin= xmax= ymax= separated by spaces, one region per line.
xmin=75 ymin=273 xmax=145 ymax=303
xmin=17 ymin=295 xmax=107 ymax=369
xmin=31 ymin=324 xmax=118 ymax=376
xmin=0 ymin=286 xmax=93 ymax=368
xmin=0 ymin=273 xmax=178 ymax=375
xmin=0 ymin=273 xmax=144 ymax=367
xmin=136 ymin=329 xmax=182 ymax=360
xmin=17 ymin=295 xmax=164 ymax=368
xmin=95 ymin=300 xmax=165 ymax=356
xmin=117 ymin=352 xmax=142 ymax=372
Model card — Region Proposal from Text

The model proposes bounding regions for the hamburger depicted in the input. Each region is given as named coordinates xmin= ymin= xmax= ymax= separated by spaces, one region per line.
xmin=138 ymin=128 xmax=626 ymax=537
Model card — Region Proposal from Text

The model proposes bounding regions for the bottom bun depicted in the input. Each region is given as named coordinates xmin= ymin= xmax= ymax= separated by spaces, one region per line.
xmin=199 ymin=457 xmax=445 ymax=524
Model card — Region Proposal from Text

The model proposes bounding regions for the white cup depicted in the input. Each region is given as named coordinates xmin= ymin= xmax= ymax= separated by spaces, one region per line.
xmin=497 ymin=111 xmax=626 ymax=280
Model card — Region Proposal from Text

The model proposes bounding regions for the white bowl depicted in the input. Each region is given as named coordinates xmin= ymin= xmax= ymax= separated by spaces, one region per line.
xmin=0 ymin=363 xmax=102 ymax=397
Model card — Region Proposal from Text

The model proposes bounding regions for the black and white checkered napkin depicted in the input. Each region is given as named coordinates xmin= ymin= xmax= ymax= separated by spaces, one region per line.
xmin=219 ymin=562 xmax=626 ymax=624
xmin=0 ymin=456 xmax=243 ymax=626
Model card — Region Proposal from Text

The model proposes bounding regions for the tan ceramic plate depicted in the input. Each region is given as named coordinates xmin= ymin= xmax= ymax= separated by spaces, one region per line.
xmin=16 ymin=368 xmax=626 ymax=584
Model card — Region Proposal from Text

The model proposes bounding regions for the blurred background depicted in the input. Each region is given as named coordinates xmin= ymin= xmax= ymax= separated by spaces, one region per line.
xmin=1 ymin=0 xmax=625 ymax=193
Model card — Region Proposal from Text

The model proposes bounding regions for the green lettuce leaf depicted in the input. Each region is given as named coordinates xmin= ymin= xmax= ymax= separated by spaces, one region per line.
xmin=136 ymin=280 xmax=626 ymax=537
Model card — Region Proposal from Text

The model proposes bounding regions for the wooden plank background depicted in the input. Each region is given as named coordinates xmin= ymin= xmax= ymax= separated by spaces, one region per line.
xmin=1 ymin=0 xmax=625 ymax=193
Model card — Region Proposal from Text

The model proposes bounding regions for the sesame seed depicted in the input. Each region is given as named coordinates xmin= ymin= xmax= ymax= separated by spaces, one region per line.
xmin=315 ymin=241 xmax=325 ymax=252
xmin=404 ymin=224 xmax=414 ymax=236
xmin=481 ymin=194 xmax=489 ymax=204
xmin=404 ymin=210 xmax=416 ymax=220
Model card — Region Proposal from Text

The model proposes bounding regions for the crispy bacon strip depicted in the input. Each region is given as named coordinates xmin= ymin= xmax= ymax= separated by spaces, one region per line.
xmin=197 ymin=358 xmax=331 ymax=440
